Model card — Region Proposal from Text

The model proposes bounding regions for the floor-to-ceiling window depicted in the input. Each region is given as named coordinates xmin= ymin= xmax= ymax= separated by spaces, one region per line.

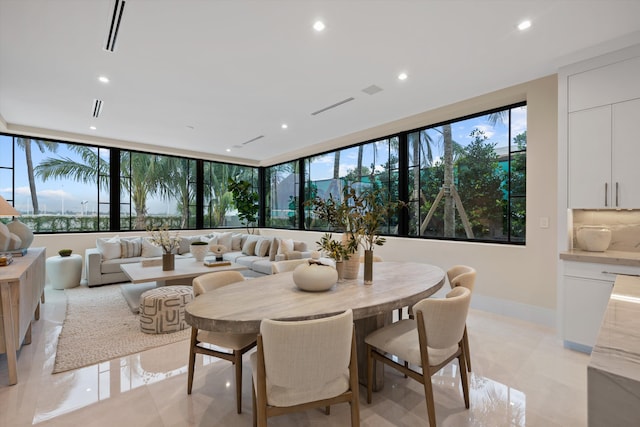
xmin=264 ymin=160 xmax=299 ymax=229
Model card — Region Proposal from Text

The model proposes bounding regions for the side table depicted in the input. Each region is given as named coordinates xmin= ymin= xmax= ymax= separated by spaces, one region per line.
xmin=46 ymin=254 xmax=82 ymax=290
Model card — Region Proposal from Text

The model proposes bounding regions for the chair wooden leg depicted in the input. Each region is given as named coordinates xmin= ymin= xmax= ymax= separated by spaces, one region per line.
xmin=325 ymin=406 xmax=330 ymax=415
xmin=366 ymin=345 xmax=374 ymax=404
xmin=459 ymin=353 xmax=470 ymax=409
xmin=187 ymin=327 xmax=198 ymax=394
xmin=422 ymin=375 xmax=437 ymax=427
xmin=234 ymin=351 xmax=243 ymax=414
xmin=252 ymin=380 xmax=257 ymax=427
xmin=463 ymin=325 xmax=471 ymax=372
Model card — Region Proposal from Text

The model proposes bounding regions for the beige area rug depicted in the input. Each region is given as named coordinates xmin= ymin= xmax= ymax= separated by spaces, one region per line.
xmin=52 ymin=285 xmax=190 ymax=374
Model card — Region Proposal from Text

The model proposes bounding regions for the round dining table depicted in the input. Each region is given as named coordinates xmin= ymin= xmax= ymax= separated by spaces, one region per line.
xmin=185 ymin=261 xmax=445 ymax=388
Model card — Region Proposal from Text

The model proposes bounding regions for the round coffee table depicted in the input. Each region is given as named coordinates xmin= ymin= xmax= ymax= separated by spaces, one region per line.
xmin=46 ymin=254 xmax=82 ymax=289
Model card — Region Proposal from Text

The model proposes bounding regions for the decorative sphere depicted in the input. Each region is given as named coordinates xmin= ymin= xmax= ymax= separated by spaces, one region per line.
xmin=292 ymin=262 xmax=338 ymax=292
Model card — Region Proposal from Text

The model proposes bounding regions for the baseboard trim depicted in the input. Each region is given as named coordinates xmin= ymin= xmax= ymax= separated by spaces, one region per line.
xmin=432 ymin=287 xmax=556 ymax=328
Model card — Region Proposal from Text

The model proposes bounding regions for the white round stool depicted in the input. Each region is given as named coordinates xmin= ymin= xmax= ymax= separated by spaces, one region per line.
xmin=46 ymin=254 xmax=83 ymax=290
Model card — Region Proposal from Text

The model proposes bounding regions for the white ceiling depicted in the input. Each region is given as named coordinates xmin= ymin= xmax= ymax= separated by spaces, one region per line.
xmin=2 ymin=0 xmax=640 ymax=166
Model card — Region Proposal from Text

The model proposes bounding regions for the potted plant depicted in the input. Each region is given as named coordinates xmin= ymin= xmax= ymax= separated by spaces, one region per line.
xmin=147 ymin=224 xmax=180 ymax=271
xmin=306 ymin=187 xmax=361 ymax=279
xmin=58 ymin=248 xmax=73 ymax=257
xmin=228 ymin=178 xmax=259 ymax=234
xmin=316 ymin=233 xmax=352 ymax=280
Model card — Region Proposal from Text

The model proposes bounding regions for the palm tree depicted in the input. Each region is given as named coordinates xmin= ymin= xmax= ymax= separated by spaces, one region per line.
xmin=35 ymin=145 xmax=109 ymax=192
xmin=15 ymin=138 xmax=58 ymax=214
xmin=154 ymin=157 xmax=195 ymax=228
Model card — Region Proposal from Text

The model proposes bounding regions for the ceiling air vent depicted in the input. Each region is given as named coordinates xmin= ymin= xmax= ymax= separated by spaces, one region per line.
xmin=362 ymin=85 xmax=383 ymax=95
xmin=311 ymin=97 xmax=355 ymax=116
xmin=104 ymin=0 xmax=126 ymax=52
xmin=242 ymin=135 xmax=264 ymax=145
xmin=92 ymin=99 xmax=104 ymax=118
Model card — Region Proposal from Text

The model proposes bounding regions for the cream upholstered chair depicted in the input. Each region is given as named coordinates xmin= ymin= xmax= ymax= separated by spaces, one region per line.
xmin=271 ymin=258 xmax=309 ymax=274
xmin=365 ymin=287 xmax=471 ymax=427
xmin=447 ymin=265 xmax=476 ymax=371
xmin=188 ymin=270 xmax=256 ymax=414
xmin=251 ymin=309 xmax=360 ymax=427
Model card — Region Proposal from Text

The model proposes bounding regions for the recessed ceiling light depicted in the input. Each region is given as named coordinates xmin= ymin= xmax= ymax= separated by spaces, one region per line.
xmin=226 ymin=148 xmax=231 ymax=152
xmin=518 ymin=20 xmax=531 ymax=31
xmin=89 ymin=126 xmax=97 ymax=130
xmin=398 ymin=72 xmax=408 ymax=81
xmin=281 ymin=123 xmax=288 ymax=129
xmin=313 ymin=20 xmax=325 ymax=32
xmin=98 ymin=76 xmax=109 ymax=83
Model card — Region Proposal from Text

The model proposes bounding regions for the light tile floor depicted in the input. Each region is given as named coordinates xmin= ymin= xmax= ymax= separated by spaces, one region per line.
xmin=0 ymin=285 xmax=590 ymax=426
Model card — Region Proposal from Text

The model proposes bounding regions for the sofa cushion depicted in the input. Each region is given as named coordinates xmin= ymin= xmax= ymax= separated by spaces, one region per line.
xmin=235 ymin=255 xmax=263 ymax=268
xmin=97 ymin=236 xmax=121 ymax=260
xmin=242 ymin=235 xmax=261 ymax=255
xmin=231 ymin=233 xmax=243 ymax=251
xmin=223 ymin=251 xmax=244 ymax=263
xmin=141 ymin=237 xmax=163 ymax=257
xmin=293 ymin=240 xmax=308 ymax=252
xmin=101 ymin=256 xmax=143 ymax=274
xmin=218 ymin=232 xmax=233 ymax=250
xmin=255 ymin=237 xmax=272 ymax=257
xmin=242 ymin=239 xmax=257 ymax=256
xmin=269 ymin=238 xmax=279 ymax=261
xmin=251 ymin=259 xmax=274 ymax=275
xmin=120 ymin=237 xmax=142 ymax=258
xmin=278 ymin=238 xmax=294 ymax=255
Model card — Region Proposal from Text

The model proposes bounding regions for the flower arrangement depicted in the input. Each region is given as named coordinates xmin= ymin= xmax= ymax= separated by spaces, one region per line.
xmin=316 ymin=233 xmax=352 ymax=262
xmin=147 ymin=224 xmax=180 ymax=254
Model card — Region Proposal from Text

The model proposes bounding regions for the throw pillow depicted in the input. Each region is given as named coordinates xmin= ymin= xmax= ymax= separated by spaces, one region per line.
xmin=255 ymin=238 xmax=271 ymax=257
xmin=293 ymin=241 xmax=308 ymax=252
xmin=242 ymin=240 xmax=257 ymax=256
xmin=269 ymin=238 xmax=279 ymax=261
xmin=178 ymin=236 xmax=198 ymax=255
xmin=231 ymin=233 xmax=243 ymax=251
xmin=99 ymin=236 xmax=121 ymax=260
xmin=120 ymin=237 xmax=142 ymax=258
xmin=241 ymin=235 xmax=261 ymax=255
xmin=141 ymin=237 xmax=163 ymax=257
xmin=217 ymin=232 xmax=233 ymax=250
xmin=278 ymin=238 xmax=294 ymax=255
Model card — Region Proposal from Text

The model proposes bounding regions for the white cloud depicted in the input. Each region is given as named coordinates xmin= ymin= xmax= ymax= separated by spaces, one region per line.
xmin=39 ymin=188 xmax=74 ymax=200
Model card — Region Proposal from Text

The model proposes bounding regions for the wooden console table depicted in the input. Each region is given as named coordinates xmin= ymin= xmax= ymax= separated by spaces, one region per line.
xmin=0 ymin=247 xmax=46 ymax=385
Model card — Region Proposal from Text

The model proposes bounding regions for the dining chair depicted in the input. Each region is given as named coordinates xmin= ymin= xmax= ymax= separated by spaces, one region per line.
xmin=447 ymin=265 xmax=476 ymax=371
xmin=271 ymin=258 xmax=309 ymax=274
xmin=365 ymin=286 xmax=471 ymax=427
xmin=251 ymin=309 xmax=360 ymax=427
xmin=187 ymin=270 xmax=256 ymax=414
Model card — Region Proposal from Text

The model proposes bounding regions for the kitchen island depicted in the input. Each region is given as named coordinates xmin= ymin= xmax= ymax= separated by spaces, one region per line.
xmin=588 ymin=274 xmax=640 ymax=426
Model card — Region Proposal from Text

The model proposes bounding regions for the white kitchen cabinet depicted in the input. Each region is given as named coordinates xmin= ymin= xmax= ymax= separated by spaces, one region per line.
xmin=568 ymin=98 xmax=640 ymax=208
xmin=563 ymin=275 xmax=612 ymax=352
xmin=568 ymin=106 xmax=611 ymax=208
xmin=612 ymin=98 xmax=640 ymax=207
xmin=560 ymin=260 xmax=640 ymax=352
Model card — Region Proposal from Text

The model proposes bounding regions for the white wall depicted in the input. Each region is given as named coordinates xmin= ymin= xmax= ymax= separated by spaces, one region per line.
xmin=32 ymin=74 xmax=559 ymax=328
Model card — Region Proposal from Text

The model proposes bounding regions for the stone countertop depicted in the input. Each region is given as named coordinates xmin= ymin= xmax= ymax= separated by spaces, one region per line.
xmin=587 ymin=275 xmax=640 ymax=426
xmin=559 ymin=249 xmax=640 ymax=267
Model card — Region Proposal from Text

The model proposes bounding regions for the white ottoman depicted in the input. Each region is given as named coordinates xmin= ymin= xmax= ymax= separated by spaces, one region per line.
xmin=139 ymin=286 xmax=194 ymax=334
xmin=46 ymin=254 xmax=83 ymax=290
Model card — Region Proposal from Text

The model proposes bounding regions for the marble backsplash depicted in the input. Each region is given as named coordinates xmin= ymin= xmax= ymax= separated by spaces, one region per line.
xmin=572 ymin=210 xmax=640 ymax=252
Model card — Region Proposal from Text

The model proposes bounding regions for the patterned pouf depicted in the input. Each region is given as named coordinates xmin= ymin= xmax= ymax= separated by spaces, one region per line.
xmin=139 ymin=286 xmax=194 ymax=334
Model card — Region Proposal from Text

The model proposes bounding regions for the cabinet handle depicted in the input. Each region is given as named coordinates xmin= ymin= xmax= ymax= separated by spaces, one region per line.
xmin=604 ymin=182 xmax=608 ymax=207
xmin=616 ymin=182 xmax=619 ymax=207
xmin=602 ymin=271 xmax=640 ymax=277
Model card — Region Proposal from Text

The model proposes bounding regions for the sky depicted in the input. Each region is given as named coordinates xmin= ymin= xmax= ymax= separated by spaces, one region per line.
xmin=0 ymin=105 xmax=526 ymax=216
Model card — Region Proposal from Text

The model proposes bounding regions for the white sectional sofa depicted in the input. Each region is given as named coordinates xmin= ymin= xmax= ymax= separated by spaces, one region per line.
xmin=84 ymin=231 xmax=311 ymax=287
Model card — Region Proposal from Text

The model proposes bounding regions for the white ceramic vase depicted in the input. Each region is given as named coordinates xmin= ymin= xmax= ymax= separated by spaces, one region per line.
xmin=190 ymin=243 xmax=209 ymax=262
xmin=576 ymin=225 xmax=612 ymax=252
xmin=292 ymin=262 xmax=338 ymax=292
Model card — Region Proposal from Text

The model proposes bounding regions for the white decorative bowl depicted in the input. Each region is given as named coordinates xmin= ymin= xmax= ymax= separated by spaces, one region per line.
xmin=576 ymin=226 xmax=612 ymax=252
xmin=292 ymin=262 xmax=338 ymax=292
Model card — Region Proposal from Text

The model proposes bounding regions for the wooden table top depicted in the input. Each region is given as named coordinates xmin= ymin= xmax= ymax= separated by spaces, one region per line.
xmin=185 ymin=261 xmax=445 ymax=334
xmin=120 ymin=257 xmax=246 ymax=284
